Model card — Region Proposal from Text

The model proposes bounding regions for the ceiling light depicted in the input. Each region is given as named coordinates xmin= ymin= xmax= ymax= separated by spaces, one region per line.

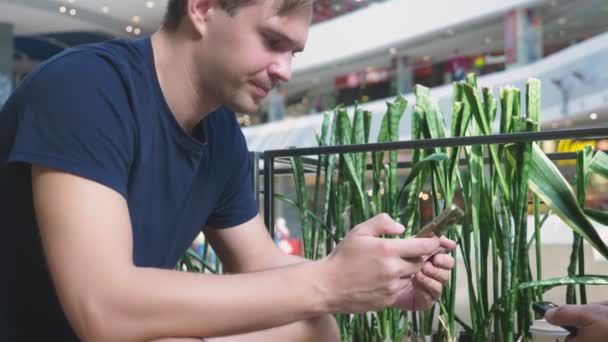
xmin=484 ymin=36 xmax=493 ymax=44
xmin=68 ymin=0 xmax=75 ymax=3
xmin=69 ymin=8 xmax=77 ymax=16
xmin=590 ymin=113 xmax=598 ymax=120
xmin=59 ymin=6 xmax=67 ymax=13
xmin=126 ymin=25 xmax=133 ymax=33
xmin=134 ymin=28 xmax=142 ymax=35
xmin=558 ymin=17 xmax=567 ymax=25
xmin=132 ymin=16 xmax=141 ymax=23
xmin=101 ymin=6 xmax=109 ymax=13
xmin=146 ymin=1 xmax=155 ymax=8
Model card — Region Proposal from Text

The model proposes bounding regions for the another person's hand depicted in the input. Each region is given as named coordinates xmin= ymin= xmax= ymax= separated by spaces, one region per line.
xmin=319 ymin=213 xmax=455 ymax=314
xmin=545 ymin=303 xmax=608 ymax=341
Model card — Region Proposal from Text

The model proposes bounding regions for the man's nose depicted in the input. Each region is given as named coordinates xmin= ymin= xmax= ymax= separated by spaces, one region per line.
xmin=268 ymin=52 xmax=292 ymax=83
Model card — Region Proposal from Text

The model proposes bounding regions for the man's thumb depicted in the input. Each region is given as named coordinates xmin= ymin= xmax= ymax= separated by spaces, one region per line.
xmin=545 ymin=305 xmax=597 ymax=327
xmin=353 ymin=213 xmax=404 ymax=237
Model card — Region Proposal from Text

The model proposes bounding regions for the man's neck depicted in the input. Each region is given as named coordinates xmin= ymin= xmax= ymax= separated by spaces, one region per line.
xmin=151 ymin=28 xmax=218 ymax=134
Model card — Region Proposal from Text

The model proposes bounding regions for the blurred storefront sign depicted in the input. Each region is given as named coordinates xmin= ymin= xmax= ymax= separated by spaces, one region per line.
xmin=334 ymin=66 xmax=392 ymax=90
xmin=557 ymin=139 xmax=597 ymax=165
xmin=485 ymin=54 xmax=507 ymax=65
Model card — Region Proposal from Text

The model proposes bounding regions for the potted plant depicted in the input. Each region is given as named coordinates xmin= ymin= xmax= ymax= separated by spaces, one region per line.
xmin=274 ymin=74 xmax=608 ymax=341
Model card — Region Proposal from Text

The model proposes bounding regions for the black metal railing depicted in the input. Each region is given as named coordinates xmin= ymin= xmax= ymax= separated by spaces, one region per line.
xmin=253 ymin=127 xmax=608 ymax=233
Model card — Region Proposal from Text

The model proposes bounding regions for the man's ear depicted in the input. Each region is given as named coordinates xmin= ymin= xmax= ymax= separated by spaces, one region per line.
xmin=187 ymin=0 xmax=215 ymax=36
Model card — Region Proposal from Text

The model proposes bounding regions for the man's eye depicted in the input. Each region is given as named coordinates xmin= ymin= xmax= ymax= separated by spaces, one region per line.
xmin=265 ymin=36 xmax=280 ymax=49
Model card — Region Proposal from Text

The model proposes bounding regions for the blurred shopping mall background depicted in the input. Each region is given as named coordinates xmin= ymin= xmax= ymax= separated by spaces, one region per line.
xmin=1 ymin=0 xmax=607 ymax=143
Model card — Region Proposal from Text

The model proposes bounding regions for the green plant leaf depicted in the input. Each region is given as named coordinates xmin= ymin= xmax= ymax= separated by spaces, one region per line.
xmin=525 ymin=144 xmax=608 ymax=259
xmin=499 ymin=87 xmax=515 ymax=134
xmin=397 ymin=153 xmax=447 ymax=203
xmin=274 ymin=193 xmax=339 ymax=242
xmin=290 ymin=156 xmax=312 ymax=257
xmin=184 ymin=249 xmax=218 ymax=274
xmin=590 ymin=151 xmax=608 ymax=179
xmin=584 ymin=208 xmax=608 ymax=226
xmin=463 ymin=84 xmax=511 ymax=203
xmin=387 ymin=96 xmax=407 ymax=217
xmin=519 ymin=276 xmax=608 ymax=291
xmin=526 ymin=79 xmax=541 ymax=125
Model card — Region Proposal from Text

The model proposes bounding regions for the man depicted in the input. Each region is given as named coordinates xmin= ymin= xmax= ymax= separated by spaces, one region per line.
xmin=0 ymin=0 xmax=456 ymax=340
xmin=545 ymin=303 xmax=608 ymax=341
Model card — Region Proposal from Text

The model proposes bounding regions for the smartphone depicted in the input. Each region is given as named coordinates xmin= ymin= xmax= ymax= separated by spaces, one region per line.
xmin=532 ymin=301 xmax=579 ymax=336
xmin=415 ymin=204 xmax=463 ymax=260
xmin=415 ymin=204 xmax=464 ymax=238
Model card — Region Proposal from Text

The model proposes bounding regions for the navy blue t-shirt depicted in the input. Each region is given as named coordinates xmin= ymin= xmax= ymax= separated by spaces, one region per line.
xmin=0 ymin=37 xmax=259 ymax=340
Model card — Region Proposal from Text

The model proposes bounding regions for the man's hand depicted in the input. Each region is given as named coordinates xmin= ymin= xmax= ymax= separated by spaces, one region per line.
xmin=318 ymin=213 xmax=450 ymax=314
xmin=545 ymin=303 xmax=608 ymax=341
xmin=392 ymin=236 xmax=456 ymax=311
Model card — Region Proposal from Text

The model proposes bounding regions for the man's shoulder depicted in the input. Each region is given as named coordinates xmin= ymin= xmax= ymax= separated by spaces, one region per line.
xmin=20 ymin=38 xmax=150 ymax=92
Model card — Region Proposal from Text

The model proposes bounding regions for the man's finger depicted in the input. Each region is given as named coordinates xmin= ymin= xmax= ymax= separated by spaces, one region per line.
xmin=439 ymin=236 xmax=457 ymax=251
xmin=545 ymin=304 xmax=601 ymax=327
xmin=421 ymin=262 xmax=451 ymax=284
xmin=413 ymin=271 xmax=443 ymax=300
xmin=352 ymin=213 xmax=404 ymax=237
xmin=430 ymin=253 xmax=455 ymax=270
xmin=395 ymin=257 xmax=424 ymax=278
xmin=383 ymin=237 xmax=440 ymax=258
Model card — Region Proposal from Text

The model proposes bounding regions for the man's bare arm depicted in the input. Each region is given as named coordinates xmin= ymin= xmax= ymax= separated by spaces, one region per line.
xmin=33 ymin=167 xmax=328 ymax=341
xmin=204 ymin=215 xmax=306 ymax=274
xmin=33 ymin=166 xmax=449 ymax=341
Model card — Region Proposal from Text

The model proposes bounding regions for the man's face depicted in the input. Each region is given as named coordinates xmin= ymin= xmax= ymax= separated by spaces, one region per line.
xmin=196 ymin=0 xmax=312 ymax=114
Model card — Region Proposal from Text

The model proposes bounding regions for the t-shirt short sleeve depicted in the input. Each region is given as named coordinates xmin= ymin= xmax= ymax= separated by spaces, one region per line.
xmin=206 ymin=115 xmax=258 ymax=228
xmin=8 ymin=51 xmax=134 ymax=197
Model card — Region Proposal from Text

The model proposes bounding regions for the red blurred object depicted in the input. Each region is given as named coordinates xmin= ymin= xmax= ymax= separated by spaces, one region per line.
xmin=286 ymin=238 xmax=302 ymax=256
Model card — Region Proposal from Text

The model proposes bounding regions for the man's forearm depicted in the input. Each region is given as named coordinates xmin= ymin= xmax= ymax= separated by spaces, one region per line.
xmin=90 ymin=259 xmax=329 ymax=341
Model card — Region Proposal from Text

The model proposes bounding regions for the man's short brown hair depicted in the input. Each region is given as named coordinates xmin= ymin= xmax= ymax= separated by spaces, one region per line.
xmin=163 ymin=0 xmax=312 ymax=31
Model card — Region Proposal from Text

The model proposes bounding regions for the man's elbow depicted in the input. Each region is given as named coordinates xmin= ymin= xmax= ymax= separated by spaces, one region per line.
xmin=68 ymin=289 xmax=142 ymax=341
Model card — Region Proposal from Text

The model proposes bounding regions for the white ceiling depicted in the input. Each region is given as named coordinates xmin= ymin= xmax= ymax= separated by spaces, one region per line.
xmin=0 ymin=0 xmax=168 ymax=36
